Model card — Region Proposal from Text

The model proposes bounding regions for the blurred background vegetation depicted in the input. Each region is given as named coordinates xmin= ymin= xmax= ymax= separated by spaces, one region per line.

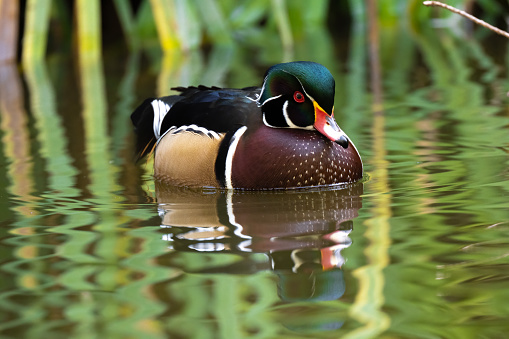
xmin=2 ymin=0 xmax=509 ymax=66
xmin=1 ymin=0 xmax=508 ymax=103
xmin=1 ymin=0 xmax=508 ymax=99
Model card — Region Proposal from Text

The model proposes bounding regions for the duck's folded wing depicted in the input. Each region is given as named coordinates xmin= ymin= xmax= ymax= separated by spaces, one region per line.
xmin=131 ymin=86 xmax=260 ymax=161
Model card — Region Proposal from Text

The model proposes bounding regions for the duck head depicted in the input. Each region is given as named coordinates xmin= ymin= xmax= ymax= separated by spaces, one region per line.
xmin=258 ymin=61 xmax=349 ymax=148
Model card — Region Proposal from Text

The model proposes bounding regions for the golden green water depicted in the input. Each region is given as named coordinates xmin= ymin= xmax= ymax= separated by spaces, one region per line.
xmin=1 ymin=15 xmax=509 ymax=339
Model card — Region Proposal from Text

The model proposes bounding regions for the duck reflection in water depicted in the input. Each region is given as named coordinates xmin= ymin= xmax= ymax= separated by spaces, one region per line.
xmin=156 ymin=182 xmax=363 ymax=305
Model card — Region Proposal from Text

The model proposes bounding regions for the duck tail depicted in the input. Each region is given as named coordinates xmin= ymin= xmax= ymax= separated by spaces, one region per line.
xmin=131 ymin=98 xmax=157 ymax=161
xmin=131 ymin=96 xmax=185 ymax=161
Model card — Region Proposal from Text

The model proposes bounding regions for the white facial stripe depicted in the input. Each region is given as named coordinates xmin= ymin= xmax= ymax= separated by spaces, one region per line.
xmin=259 ymin=94 xmax=282 ymax=106
xmin=225 ymin=126 xmax=248 ymax=189
xmin=282 ymin=100 xmax=298 ymax=128
xmin=151 ymin=99 xmax=171 ymax=139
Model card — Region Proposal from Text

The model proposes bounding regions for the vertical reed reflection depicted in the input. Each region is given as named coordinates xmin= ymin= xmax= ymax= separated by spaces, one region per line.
xmin=75 ymin=4 xmax=175 ymax=337
xmin=0 ymin=63 xmax=35 ymax=216
xmin=0 ymin=61 xmax=42 ymax=335
xmin=345 ymin=1 xmax=391 ymax=337
xmin=77 ymin=0 xmax=110 ymax=195
xmin=343 ymin=0 xmax=367 ymax=133
xmin=76 ymin=0 xmax=121 ymax=272
xmin=111 ymin=52 xmax=140 ymax=159
xmin=23 ymin=49 xmax=79 ymax=198
xmin=76 ymin=0 xmax=128 ymax=336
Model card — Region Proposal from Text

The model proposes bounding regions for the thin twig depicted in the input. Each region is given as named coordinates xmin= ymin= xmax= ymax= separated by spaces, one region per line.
xmin=423 ymin=1 xmax=509 ymax=39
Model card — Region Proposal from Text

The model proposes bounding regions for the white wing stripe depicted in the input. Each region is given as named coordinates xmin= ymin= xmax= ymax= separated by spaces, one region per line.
xmin=151 ymin=99 xmax=171 ymax=139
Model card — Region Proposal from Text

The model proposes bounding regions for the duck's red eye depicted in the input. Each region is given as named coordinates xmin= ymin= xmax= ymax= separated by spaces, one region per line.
xmin=293 ymin=91 xmax=305 ymax=103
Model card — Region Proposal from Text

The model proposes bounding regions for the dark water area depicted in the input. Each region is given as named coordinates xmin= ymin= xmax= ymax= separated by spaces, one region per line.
xmin=1 ymin=9 xmax=509 ymax=339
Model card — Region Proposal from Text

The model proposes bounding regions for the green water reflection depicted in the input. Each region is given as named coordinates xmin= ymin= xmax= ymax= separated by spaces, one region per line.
xmin=1 ymin=7 xmax=509 ymax=339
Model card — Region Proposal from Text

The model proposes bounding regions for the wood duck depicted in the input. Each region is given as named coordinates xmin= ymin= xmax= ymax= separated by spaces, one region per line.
xmin=131 ymin=61 xmax=363 ymax=189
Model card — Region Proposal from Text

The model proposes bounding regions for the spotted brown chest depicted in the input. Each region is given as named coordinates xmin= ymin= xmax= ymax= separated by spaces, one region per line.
xmin=230 ymin=126 xmax=363 ymax=189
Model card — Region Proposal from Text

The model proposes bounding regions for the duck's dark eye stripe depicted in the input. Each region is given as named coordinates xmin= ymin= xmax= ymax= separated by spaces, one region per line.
xmin=293 ymin=91 xmax=305 ymax=103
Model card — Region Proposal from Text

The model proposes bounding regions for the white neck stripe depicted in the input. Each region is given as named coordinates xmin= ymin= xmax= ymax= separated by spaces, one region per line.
xmin=225 ymin=126 xmax=248 ymax=189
